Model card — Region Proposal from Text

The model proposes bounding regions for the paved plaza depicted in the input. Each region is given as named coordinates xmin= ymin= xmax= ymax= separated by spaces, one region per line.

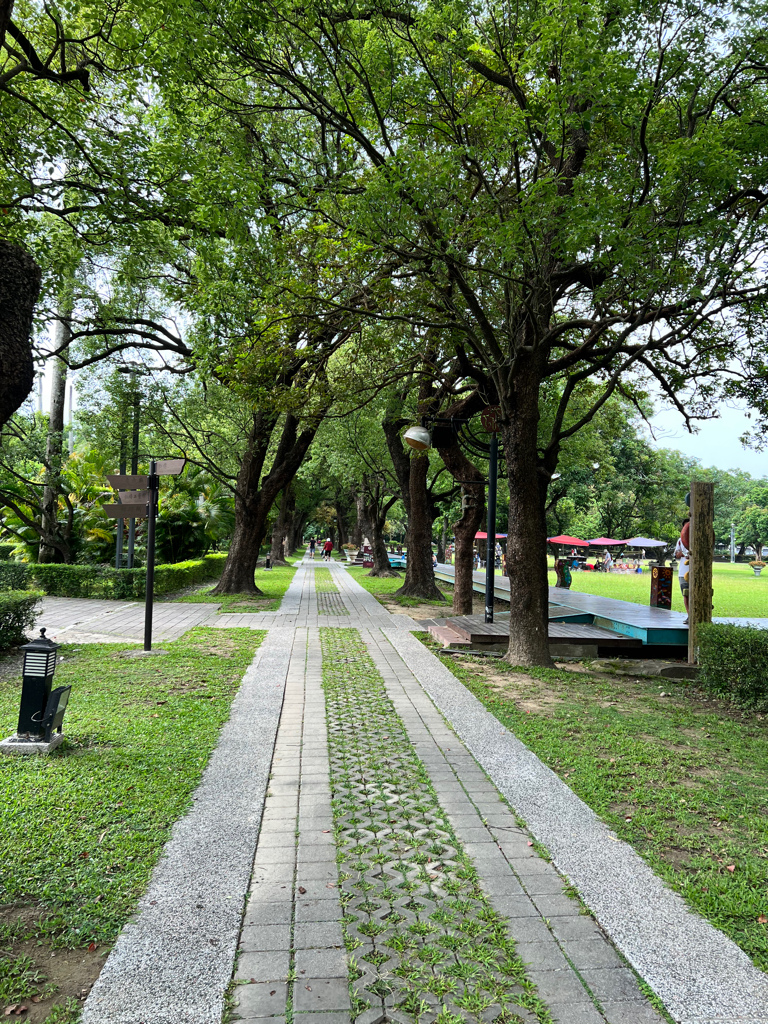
xmin=52 ymin=559 xmax=768 ymax=1024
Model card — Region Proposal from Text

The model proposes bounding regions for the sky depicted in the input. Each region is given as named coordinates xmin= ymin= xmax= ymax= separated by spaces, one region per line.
xmin=647 ymin=402 xmax=768 ymax=477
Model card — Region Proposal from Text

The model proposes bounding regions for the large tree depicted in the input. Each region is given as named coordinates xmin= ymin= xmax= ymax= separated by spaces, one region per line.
xmin=182 ymin=0 xmax=768 ymax=663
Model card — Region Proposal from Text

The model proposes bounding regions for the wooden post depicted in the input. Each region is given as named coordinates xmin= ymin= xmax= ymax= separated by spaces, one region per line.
xmin=688 ymin=481 xmax=715 ymax=664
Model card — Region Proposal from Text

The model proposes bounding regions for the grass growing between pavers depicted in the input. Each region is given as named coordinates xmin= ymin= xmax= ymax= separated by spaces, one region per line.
xmin=171 ymin=564 xmax=297 ymax=612
xmin=415 ymin=634 xmax=768 ymax=974
xmin=0 ymin=627 xmax=264 ymax=1021
xmin=345 ymin=567 xmax=451 ymax=609
xmin=314 ymin=567 xmax=340 ymax=592
xmin=320 ymin=627 xmax=555 ymax=1024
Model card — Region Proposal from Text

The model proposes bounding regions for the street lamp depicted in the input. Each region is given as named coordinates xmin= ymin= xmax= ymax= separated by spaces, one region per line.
xmin=404 ymin=408 xmax=502 ymax=624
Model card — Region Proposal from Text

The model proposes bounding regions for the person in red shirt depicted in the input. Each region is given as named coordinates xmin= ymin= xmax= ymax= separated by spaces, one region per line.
xmin=323 ymin=538 xmax=333 ymax=561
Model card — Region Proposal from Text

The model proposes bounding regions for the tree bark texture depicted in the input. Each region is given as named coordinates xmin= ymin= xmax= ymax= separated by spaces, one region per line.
xmin=502 ymin=367 xmax=553 ymax=667
xmin=0 ymin=240 xmax=41 ymax=428
xmin=361 ymin=478 xmax=399 ymax=576
xmin=435 ymin=441 xmax=485 ymax=615
xmin=212 ymin=411 xmax=322 ymax=594
xmin=38 ymin=353 xmax=69 ymax=562
xmin=396 ymin=454 xmax=443 ymax=600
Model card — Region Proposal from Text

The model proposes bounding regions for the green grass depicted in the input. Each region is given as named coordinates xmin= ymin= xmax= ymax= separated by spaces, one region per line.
xmin=345 ymin=566 xmax=450 ymax=607
xmin=416 ymin=634 xmax=768 ymax=973
xmin=172 ymin=564 xmax=297 ymax=612
xmin=544 ymin=561 xmax=768 ymax=617
xmin=0 ymin=627 xmax=263 ymax=961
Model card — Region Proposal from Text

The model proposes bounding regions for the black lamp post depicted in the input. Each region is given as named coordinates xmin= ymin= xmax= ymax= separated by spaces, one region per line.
xmin=404 ymin=407 xmax=502 ymax=624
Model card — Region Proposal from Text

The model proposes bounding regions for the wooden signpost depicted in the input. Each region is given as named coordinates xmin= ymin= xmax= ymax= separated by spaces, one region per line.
xmin=688 ymin=481 xmax=715 ymax=665
xmin=104 ymin=458 xmax=186 ymax=651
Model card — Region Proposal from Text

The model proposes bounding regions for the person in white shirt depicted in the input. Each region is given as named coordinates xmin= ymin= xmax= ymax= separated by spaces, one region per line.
xmin=674 ymin=518 xmax=690 ymax=623
xmin=603 ymin=549 xmax=613 ymax=572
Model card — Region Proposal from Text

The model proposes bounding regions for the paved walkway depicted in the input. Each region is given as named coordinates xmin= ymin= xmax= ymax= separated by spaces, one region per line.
xmin=73 ymin=559 xmax=768 ymax=1024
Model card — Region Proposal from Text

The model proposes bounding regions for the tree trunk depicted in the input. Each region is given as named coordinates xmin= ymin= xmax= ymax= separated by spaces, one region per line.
xmin=39 ymin=330 xmax=70 ymax=562
xmin=0 ymin=240 xmax=41 ymax=428
xmin=213 ymin=410 xmax=323 ymax=594
xmin=396 ymin=454 xmax=443 ymax=600
xmin=502 ymin=370 xmax=553 ymax=667
xmin=359 ymin=482 xmax=399 ymax=576
xmin=288 ymin=509 xmax=306 ymax=554
xmin=352 ymin=490 xmax=366 ymax=546
xmin=269 ymin=488 xmax=292 ymax=566
xmin=436 ymin=518 xmax=447 ymax=563
xmin=335 ymin=500 xmax=349 ymax=548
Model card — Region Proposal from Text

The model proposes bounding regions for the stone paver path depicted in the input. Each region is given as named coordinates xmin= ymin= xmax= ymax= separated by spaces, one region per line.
xmin=77 ymin=556 xmax=768 ymax=1024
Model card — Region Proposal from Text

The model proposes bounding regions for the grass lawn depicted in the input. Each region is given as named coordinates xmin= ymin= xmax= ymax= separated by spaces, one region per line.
xmin=0 ymin=627 xmax=264 ymax=1021
xmin=543 ymin=561 xmax=768 ymax=618
xmin=344 ymin=565 xmax=451 ymax=608
xmin=171 ymin=564 xmax=297 ymax=612
xmin=416 ymin=634 xmax=768 ymax=973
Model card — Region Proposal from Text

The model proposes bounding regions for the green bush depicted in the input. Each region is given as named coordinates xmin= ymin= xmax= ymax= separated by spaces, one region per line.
xmin=0 ymin=544 xmax=15 ymax=560
xmin=0 ymin=554 xmax=226 ymax=600
xmin=0 ymin=591 xmax=42 ymax=649
xmin=698 ymin=623 xmax=768 ymax=710
xmin=0 ymin=562 xmax=29 ymax=590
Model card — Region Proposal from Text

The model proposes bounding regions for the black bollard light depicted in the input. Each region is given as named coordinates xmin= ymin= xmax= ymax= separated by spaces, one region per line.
xmin=17 ymin=628 xmax=60 ymax=740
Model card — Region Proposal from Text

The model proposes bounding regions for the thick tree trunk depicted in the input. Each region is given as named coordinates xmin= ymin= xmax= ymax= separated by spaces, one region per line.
xmin=396 ymin=454 xmax=443 ymax=600
xmin=213 ymin=410 xmax=323 ymax=595
xmin=335 ymin=500 xmax=349 ymax=548
xmin=502 ymin=371 xmax=553 ymax=667
xmin=0 ymin=240 xmax=41 ymax=428
xmin=368 ymin=512 xmax=396 ymax=576
xmin=39 ymin=348 xmax=69 ymax=562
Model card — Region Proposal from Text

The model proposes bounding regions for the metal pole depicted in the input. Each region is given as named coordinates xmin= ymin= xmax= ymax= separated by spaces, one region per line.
xmin=127 ymin=387 xmax=140 ymax=568
xmin=730 ymin=522 xmax=736 ymax=563
xmin=115 ymin=445 xmax=126 ymax=570
xmin=143 ymin=459 xmax=158 ymax=651
xmin=484 ymin=433 xmax=498 ymax=624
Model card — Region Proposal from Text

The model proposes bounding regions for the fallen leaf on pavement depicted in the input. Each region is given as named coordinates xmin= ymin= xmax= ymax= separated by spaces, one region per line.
xmin=298 ymin=886 xmax=307 ymax=894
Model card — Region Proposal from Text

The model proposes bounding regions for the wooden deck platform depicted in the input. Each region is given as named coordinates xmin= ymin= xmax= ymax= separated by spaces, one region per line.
xmin=433 ymin=564 xmax=688 ymax=648
xmin=445 ymin=614 xmax=641 ymax=649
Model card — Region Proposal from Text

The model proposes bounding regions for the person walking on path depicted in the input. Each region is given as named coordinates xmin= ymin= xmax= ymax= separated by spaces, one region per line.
xmin=603 ymin=548 xmax=613 ymax=572
xmin=674 ymin=518 xmax=691 ymax=623
xmin=309 ymin=537 xmax=316 ymax=559
xmin=323 ymin=537 xmax=333 ymax=561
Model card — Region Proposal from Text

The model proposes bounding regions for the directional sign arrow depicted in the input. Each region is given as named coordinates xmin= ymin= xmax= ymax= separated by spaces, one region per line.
xmin=106 ymin=474 xmax=149 ymax=489
xmin=155 ymin=458 xmax=186 ymax=476
xmin=104 ymin=503 xmax=147 ymax=519
xmin=117 ymin=490 xmax=151 ymax=504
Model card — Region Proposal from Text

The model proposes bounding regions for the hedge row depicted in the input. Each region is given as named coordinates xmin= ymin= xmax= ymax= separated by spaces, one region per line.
xmin=0 ymin=554 xmax=227 ymax=600
xmin=0 ymin=543 xmax=15 ymax=560
xmin=0 ymin=591 xmax=43 ymax=650
xmin=698 ymin=623 xmax=768 ymax=711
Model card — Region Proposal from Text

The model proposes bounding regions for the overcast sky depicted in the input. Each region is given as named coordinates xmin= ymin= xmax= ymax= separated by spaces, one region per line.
xmin=647 ymin=402 xmax=767 ymax=478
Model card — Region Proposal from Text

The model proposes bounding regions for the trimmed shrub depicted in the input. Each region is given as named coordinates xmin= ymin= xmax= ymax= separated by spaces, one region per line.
xmin=698 ymin=622 xmax=768 ymax=711
xmin=0 ymin=591 xmax=43 ymax=649
xmin=0 ymin=553 xmax=227 ymax=600
xmin=0 ymin=562 xmax=29 ymax=590
xmin=0 ymin=543 xmax=15 ymax=560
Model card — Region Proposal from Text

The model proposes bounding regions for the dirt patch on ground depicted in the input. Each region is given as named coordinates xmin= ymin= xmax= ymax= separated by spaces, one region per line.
xmin=377 ymin=595 xmax=452 ymax=621
xmin=0 ymin=905 xmax=107 ymax=1021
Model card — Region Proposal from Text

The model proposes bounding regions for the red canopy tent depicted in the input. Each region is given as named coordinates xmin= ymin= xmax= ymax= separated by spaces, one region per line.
xmin=547 ymin=535 xmax=588 ymax=546
xmin=475 ymin=532 xmax=508 ymax=539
